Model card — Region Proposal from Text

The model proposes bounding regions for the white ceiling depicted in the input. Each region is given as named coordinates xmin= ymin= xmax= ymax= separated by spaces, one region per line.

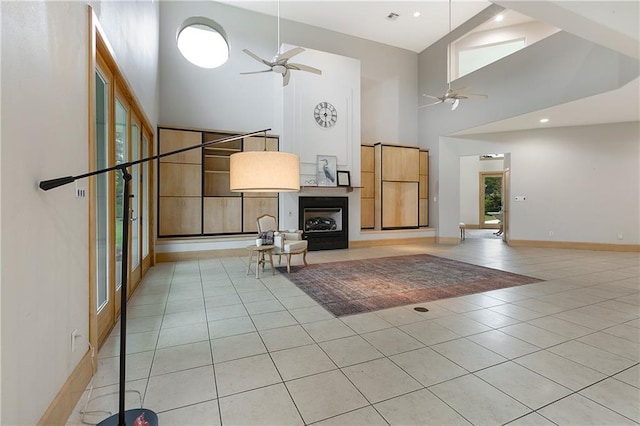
xmin=218 ymin=0 xmax=493 ymax=53
xmin=218 ymin=1 xmax=639 ymax=133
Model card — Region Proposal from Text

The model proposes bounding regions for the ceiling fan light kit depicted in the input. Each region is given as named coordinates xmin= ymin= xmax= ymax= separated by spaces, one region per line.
xmin=240 ymin=0 xmax=322 ymax=86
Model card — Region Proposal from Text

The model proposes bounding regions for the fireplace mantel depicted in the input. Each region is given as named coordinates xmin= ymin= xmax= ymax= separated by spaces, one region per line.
xmin=300 ymin=186 xmax=362 ymax=193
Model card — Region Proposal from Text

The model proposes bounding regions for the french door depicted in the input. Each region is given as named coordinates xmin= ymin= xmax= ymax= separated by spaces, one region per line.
xmin=93 ymin=50 xmax=154 ymax=347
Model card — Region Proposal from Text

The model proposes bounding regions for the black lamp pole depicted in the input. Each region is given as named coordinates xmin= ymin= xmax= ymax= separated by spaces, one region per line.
xmin=39 ymin=128 xmax=270 ymax=426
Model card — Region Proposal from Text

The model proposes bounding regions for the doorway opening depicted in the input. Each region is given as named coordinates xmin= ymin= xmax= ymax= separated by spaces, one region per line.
xmin=480 ymin=172 xmax=503 ymax=230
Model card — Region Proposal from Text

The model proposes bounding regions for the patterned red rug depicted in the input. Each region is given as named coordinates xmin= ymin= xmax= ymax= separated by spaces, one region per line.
xmin=278 ymin=254 xmax=541 ymax=317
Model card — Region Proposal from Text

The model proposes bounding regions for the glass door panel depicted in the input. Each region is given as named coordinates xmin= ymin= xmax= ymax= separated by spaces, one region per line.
xmin=142 ymin=133 xmax=150 ymax=263
xmin=131 ymin=121 xmax=141 ymax=273
xmin=114 ymin=96 xmax=128 ymax=311
xmin=480 ymin=173 xmax=503 ymax=229
xmin=95 ymin=66 xmax=113 ymax=343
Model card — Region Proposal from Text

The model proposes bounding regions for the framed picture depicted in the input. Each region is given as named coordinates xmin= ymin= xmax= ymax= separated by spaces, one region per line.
xmin=337 ymin=170 xmax=351 ymax=187
xmin=316 ymin=155 xmax=337 ymax=187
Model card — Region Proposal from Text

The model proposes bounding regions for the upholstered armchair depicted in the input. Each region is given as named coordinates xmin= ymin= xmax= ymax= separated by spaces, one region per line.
xmin=256 ymin=214 xmax=308 ymax=273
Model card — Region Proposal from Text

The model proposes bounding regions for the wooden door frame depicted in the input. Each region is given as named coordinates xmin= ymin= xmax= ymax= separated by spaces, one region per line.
xmin=129 ymin=113 xmax=142 ymax=292
xmin=88 ymin=8 xmax=156 ymax=352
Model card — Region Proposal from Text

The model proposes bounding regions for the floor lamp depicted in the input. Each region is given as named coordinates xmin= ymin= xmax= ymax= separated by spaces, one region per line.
xmin=39 ymin=128 xmax=300 ymax=426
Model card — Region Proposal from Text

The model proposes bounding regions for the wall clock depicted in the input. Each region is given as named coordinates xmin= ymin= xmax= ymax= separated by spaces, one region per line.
xmin=314 ymin=102 xmax=337 ymax=128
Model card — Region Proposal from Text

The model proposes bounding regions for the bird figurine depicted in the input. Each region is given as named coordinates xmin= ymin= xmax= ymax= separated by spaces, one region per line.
xmin=321 ymin=159 xmax=335 ymax=183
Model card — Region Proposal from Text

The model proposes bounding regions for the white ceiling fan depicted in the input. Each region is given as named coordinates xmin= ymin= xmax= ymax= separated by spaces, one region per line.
xmin=240 ymin=0 xmax=321 ymax=86
xmin=421 ymin=0 xmax=487 ymax=111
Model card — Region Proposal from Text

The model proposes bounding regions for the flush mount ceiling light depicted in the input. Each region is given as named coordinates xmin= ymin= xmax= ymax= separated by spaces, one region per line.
xmin=540 ymin=118 xmax=550 ymax=123
xmin=177 ymin=17 xmax=229 ymax=69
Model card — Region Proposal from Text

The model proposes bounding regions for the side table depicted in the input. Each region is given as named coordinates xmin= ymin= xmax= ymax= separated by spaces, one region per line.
xmin=246 ymin=245 xmax=275 ymax=278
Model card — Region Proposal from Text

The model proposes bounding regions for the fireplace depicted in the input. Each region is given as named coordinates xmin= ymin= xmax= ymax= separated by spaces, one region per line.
xmin=299 ymin=197 xmax=349 ymax=251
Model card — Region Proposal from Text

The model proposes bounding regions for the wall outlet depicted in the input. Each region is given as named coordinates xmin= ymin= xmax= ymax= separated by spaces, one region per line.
xmin=617 ymin=234 xmax=623 ymax=240
xmin=514 ymin=195 xmax=526 ymax=201
xmin=71 ymin=329 xmax=79 ymax=352
xmin=549 ymin=231 xmax=554 ymax=237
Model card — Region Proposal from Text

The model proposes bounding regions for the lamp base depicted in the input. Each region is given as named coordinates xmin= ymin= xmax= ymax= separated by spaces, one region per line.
xmin=97 ymin=409 xmax=158 ymax=426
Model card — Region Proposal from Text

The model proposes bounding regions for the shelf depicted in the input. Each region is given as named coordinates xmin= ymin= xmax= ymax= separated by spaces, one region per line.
xmin=301 ymin=185 xmax=363 ymax=193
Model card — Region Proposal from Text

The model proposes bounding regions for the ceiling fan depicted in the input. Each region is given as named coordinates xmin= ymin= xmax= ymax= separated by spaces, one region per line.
xmin=240 ymin=0 xmax=322 ymax=86
xmin=420 ymin=0 xmax=487 ymax=111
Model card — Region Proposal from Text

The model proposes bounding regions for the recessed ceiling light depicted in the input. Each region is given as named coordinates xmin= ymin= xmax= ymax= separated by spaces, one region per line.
xmin=539 ymin=118 xmax=549 ymax=123
xmin=495 ymin=14 xmax=504 ymax=22
xmin=413 ymin=11 xmax=421 ymax=18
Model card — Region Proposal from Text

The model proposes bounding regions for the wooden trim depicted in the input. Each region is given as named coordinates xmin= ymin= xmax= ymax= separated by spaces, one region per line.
xmin=158 ymin=237 xmax=439 ymax=261
xmin=87 ymin=5 xmax=99 ymax=374
xmin=350 ymin=237 xmax=435 ymax=248
xmin=508 ymin=239 xmax=640 ymax=252
xmin=38 ymin=349 xmax=94 ymax=426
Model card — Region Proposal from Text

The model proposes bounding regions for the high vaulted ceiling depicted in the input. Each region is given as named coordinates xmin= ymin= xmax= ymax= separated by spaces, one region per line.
xmin=218 ymin=1 xmax=639 ymax=132
xmin=217 ymin=1 xmax=638 ymax=56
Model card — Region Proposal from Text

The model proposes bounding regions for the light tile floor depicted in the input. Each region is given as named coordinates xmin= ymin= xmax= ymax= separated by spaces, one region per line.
xmin=68 ymin=237 xmax=640 ymax=425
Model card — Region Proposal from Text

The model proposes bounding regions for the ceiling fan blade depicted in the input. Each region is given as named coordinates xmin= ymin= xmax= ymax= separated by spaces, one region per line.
xmin=422 ymin=94 xmax=442 ymax=101
xmin=287 ymin=63 xmax=322 ymax=75
xmin=277 ymin=46 xmax=305 ymax=61
xmin=282 ymin=69 xmax=291 ymax=86
xmin=418 ymin=100 xmax=445 ymax=109
xmin=242 ymin=49 xmax=272 ymax=67
xmin=451 ymin=99 xmax=461 ymax=110
xmin=448 ymin=86 xmax=470 ymax=95
xmin=240 ymin=69 xmax=273 ymax=75
xmin=465 ymin=93 xmax=488 ymax=99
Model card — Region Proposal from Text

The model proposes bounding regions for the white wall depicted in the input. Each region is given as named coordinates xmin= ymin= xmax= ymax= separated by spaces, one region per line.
xmin=459 ymin=156 xmax=504 ymax=225
xmin=281 ymin=45 xmax=361 ymax=233
xmin=0 ymin=1 xmax=159 ymax=424
xmin=419 ymin=7 xmax=639 ymax=235
xmin=441 ymin=122 xmax=640 ymax=244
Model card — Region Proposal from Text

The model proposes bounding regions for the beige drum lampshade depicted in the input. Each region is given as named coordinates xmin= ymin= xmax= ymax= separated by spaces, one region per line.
xmin=230 ymin=151 xmax=300 ymax=192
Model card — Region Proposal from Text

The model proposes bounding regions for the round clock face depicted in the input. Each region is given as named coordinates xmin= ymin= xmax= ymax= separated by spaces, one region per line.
xmin=314 ymin=102 xmax=337 ymax=128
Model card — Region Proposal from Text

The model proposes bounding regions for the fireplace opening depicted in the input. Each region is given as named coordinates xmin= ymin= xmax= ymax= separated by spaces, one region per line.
xmin=304 ymin=208 xmax=342 ymax=233
xmin=299 ymin=197 xmax=348 ymax=251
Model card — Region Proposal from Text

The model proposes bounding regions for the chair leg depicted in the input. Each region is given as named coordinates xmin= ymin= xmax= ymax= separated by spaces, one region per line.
xmin=267 ymin=250 xmax=275 ymax=276
xmin=286 ymin=254 xmax=292 ymax=273
xmin=302 ymin=250 xmax=308 ymax=266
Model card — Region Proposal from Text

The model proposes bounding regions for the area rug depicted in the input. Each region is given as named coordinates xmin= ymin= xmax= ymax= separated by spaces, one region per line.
xmin=277 ymin=254 xmax=541 ymax=317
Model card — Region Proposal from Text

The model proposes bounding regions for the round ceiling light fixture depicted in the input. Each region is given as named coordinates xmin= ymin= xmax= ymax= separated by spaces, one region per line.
xmin=177 ymin=17 xmax=229 ymax=69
